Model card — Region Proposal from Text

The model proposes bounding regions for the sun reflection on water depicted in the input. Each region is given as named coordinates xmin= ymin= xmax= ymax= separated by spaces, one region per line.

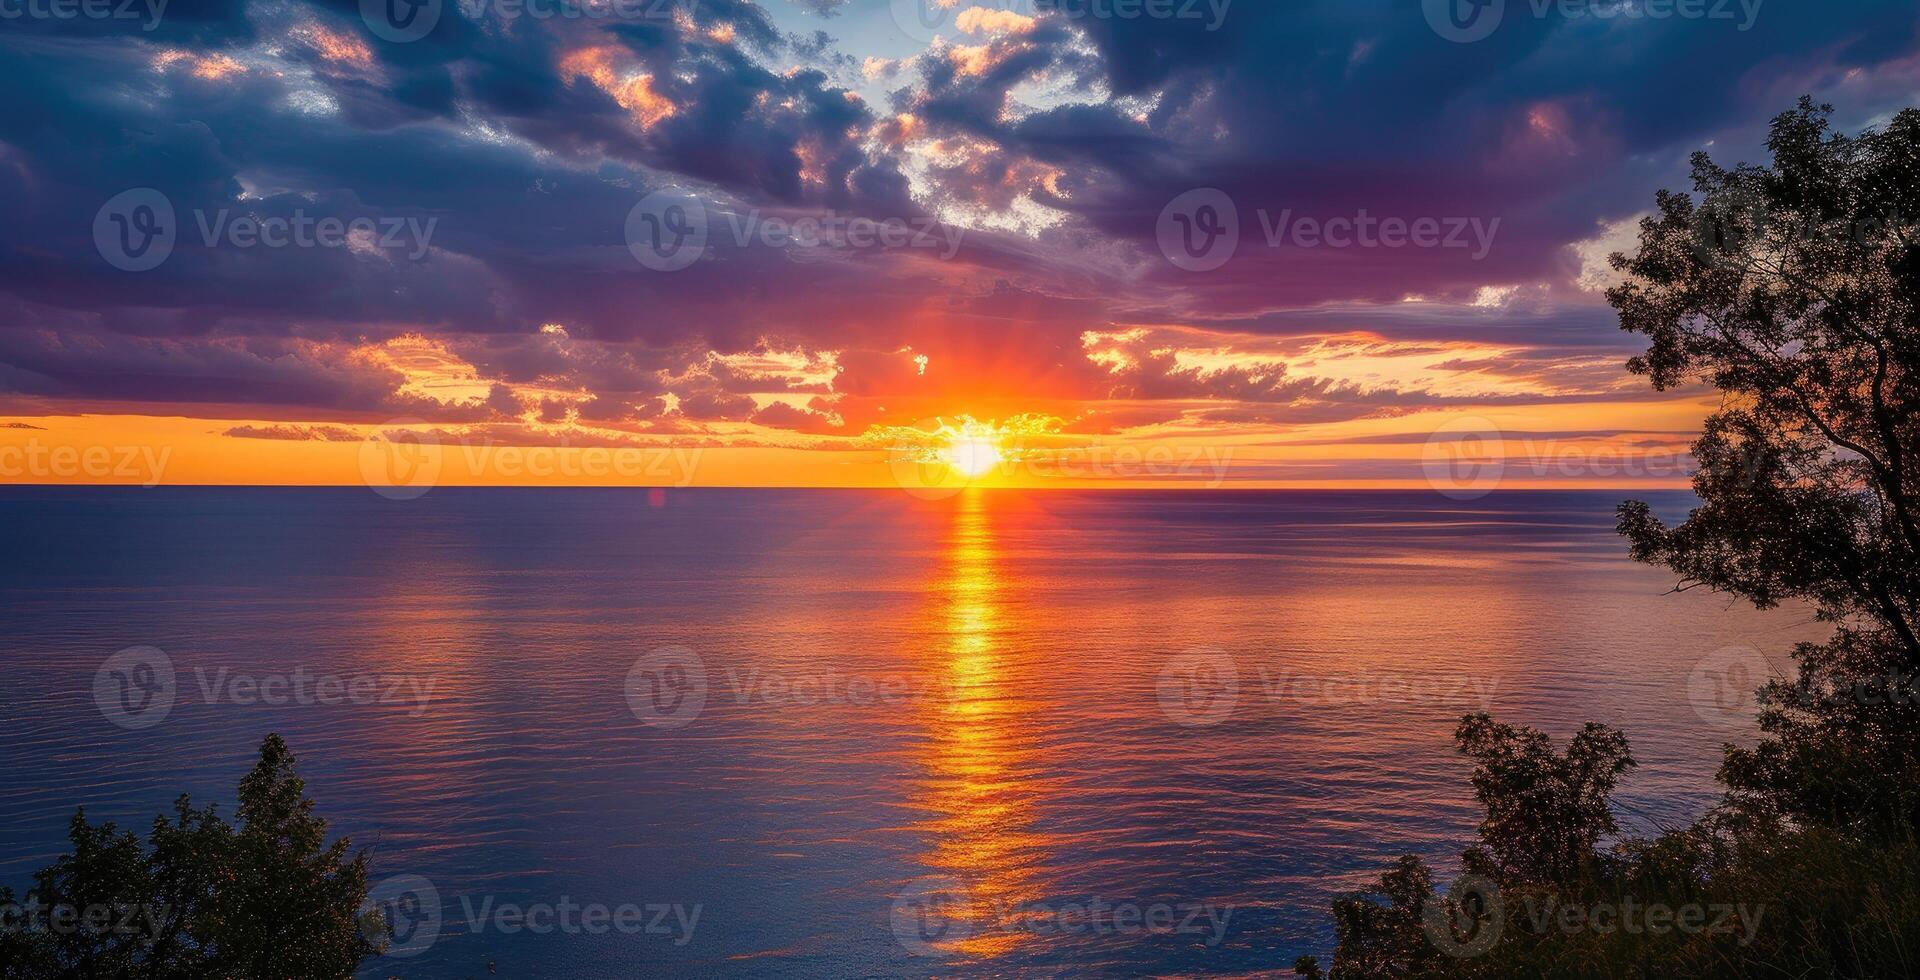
xmin=909 ymin=490 xmax=1053 ymax=959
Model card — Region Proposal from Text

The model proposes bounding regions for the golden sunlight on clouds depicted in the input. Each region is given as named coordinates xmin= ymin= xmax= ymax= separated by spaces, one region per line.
xmin=946 ymin=43 xmax=999 ymax=78
xmin=794 ymin=139 xmax=830 ymax=188
xmin=152 ymin=50 xmax=247 ymax=80
xmin=295 ymin=22 xmax=374 ymax=70
xmin=1084 ymin=326 xmax=1626 ymax=401
xmin=956 ymin=7 xmax=1037 ymax=35
xmin=1281 ymin=337 xmax=1584 ymax=399
xmin=876 ymin=112 xmax=924 ymax=149
xmin=705 ymin=347 xmax=841 ymax=390
xmin=355 ymin=335 xmax=493 ymax=405
xmin=558 ymin=47 xmax=677 ymax=128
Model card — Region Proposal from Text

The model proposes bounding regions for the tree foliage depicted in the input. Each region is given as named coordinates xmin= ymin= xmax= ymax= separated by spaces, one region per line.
xmin=0 ymin=734 xmax=377 ymax=979
xmin=1453 ymin=715 xmax=1634 ymax=888
xmin=1302 ymin=717 xmax=1920 ymax=979
xmin=1610 ymin=98 xmax=1920 ymax=829
xmin=1299 ymin=717 xmax=1634 ymax=980
xmin=1306 ymin=98 xmax=1920 ymax=977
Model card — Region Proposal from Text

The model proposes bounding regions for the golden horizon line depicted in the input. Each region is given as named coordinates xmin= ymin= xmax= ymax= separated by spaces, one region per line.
xmin=0 ymin=480 xmax=1696 ymax=490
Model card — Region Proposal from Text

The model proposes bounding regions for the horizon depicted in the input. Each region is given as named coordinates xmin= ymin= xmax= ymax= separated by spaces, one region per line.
xmin=0 ymin=482 xmax=1705 ymax=492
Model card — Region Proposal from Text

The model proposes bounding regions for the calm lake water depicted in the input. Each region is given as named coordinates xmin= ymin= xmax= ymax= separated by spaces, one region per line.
xmin=0 ymin=488 xmax=1823 ymax=976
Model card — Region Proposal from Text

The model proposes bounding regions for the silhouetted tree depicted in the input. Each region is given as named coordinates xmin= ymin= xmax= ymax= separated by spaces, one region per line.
xmin=0 ymin=735 xmax=377 ymax=978
xmin=1454 ymin=714 xmax=1635 ymax=888
xmin=1610 ymin=98 xmax=1920 ymax=830
xmin=1299 ymin=716 xmax=1630 ymax=979
xmin=1319 ymin=856 xmax=1436 ymax=980
xmin=1307 ymin=97 xmax=1920 ymax=979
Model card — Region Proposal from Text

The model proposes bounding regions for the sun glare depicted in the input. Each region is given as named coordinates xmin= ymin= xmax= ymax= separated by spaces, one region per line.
xmin=944 ymin=434 xmax=1004 ymax=477
xmin=872 ymin=414 xmax=1046 ymax=491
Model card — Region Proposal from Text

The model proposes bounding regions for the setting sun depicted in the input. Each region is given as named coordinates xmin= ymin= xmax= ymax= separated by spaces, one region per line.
xmin=943 ymin=433 xmax=1004 ymax=477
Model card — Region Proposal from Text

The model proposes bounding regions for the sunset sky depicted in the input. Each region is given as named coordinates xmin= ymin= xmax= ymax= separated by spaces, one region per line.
xmin=2 ymin=0 xmax=1916 ymax=488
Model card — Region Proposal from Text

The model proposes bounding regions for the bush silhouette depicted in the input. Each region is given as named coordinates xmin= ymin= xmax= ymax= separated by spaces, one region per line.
xmin=0 ymin=735 xmax=378 ymax=978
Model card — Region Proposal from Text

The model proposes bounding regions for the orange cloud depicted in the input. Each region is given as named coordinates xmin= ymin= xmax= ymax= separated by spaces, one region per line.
xmin=559 ymin=46 xmax=677 ymax=128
